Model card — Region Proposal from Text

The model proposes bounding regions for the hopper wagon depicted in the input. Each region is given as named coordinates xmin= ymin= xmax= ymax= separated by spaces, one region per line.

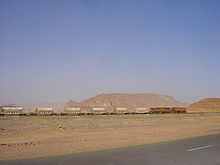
xmin=34 ymin=107 xmax=55 ymax=116
xmin=133 ymin=108 xmax=149 ymax=114
xmin=0 ymin=107 xmax=23 ymax=116
xmin=61 ymin=108 xmax=83 ymax=115
xmin=89 ymin=107 xmax=108 ymax=115
xmin=112 ymin=107 xmax=129 ymax=115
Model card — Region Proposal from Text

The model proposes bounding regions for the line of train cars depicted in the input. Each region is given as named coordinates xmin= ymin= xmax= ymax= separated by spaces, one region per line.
xmin=0 ymin=106 xmax=186 ymax=116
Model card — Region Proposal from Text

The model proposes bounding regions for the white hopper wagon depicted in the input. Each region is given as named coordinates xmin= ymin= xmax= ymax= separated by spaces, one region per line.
xmin=134 ymin=108 xmax=149 ymax=114
xmin=62 ymin=108 xmax=82 ymax=115
xmin=113 ymin=107 xmax=128 ymax=114
xmin=0 ymin=107 xmax=23 ymax=116
xmin=90 ymin=107 xmax=107 ymax=115
xmin=34 ymin=107 xmax=54 ymax=116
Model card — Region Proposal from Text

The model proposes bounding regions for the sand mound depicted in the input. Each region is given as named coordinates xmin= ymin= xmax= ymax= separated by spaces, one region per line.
xmin=187 ymin=98 xmax=220 ymax=112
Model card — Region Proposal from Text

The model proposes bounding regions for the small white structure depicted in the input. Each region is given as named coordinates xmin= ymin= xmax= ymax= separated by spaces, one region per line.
xmin=35 ymin=107 xmax=54 ymax=115
xmin=1 ymin=107 xmax=23 ymax=115
xmin=114 ymin=107 xmax=128 ymax=114
xmin=134 ymin=108 xmax=149 ymax=114
xmin=90 ymin=107 xmax=106 ymax=114
xmin=63 ymin=108 xmax=81 ymax=115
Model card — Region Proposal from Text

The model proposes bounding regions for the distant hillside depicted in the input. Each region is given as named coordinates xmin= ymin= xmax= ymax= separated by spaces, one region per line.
xmin=0 ymin=104 xmax=18 ymax=107
xmin=187 ymin=98 xmax=220 ymax=112
xmin=22 ymin=102 xmax=66 ymax=112
xmin=66 ymin=93 xmax=187 ymax=112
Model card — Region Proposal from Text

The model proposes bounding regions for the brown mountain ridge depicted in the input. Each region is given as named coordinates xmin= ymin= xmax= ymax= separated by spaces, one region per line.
xmin=66 ymin=93 xmax=188 ymax=112
xmin=187 ymin=98 xmax=220 ymax=112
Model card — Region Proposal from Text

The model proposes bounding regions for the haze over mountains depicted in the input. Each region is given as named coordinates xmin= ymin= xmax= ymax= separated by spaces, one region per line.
xmin=21 ymin=102 xmax=66 ymax=112
xmin=66 ymin=93 xmax=188 ymax=112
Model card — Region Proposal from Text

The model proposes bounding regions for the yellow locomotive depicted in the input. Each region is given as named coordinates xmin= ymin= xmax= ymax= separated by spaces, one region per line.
xmin=150 ymin=107 xmax=186 ymax=114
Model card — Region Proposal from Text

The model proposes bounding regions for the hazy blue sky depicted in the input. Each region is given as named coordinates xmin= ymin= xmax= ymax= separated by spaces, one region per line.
xmin=0 ymin=0 xmax=220 ymax=105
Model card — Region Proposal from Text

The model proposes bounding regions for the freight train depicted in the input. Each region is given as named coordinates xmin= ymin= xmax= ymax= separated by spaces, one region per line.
xmin=0 ymin=106 xmax=186 ymax=116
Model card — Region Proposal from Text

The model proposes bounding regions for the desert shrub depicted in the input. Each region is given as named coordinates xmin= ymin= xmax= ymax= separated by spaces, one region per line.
xmin=199 ymin=112 xmax=204 ymax=116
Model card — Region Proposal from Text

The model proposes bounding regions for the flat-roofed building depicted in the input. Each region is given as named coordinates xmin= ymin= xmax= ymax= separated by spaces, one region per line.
xmin=35 ymin=107 xmax=54 ymax=115
xmin=1 ymin=107 xmax=23 ymax=115
xmin=113 ymin=107 xmax=128 ymax=114
xmin=90 ymin=107 xmax=107 ymax=115
xmin=62 ymin=108 xmax=82 ymax=115
xmin=134 ymin=108 xmax=149 ymax=114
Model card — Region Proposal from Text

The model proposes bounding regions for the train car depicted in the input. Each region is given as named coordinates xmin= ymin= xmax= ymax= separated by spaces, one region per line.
xmin=61 ymin=108 xmax=83 ymax=115
xmin=112 ymin=107 xmax=128 ymax=115
xmin=34 ymin=107 xmax=55 ymax=116
xmin=150 ymin=107 xmax=186 ymax=114
xmin=171 ymin=107 xmax=186 ymax=113
xmin=89 ymin=107 xmax=108 ymax=115
xmin=150 ymin=107 xmax=170 ymax=114
xmin=133 ymin=108 xmax=149 ymax=114
xmin=0 ymin=107 xmax=23 ymax=116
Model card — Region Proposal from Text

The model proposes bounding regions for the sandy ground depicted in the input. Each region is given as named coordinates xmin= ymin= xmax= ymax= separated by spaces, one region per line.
xmin=0 ymin=113 xmax=220 ymax=160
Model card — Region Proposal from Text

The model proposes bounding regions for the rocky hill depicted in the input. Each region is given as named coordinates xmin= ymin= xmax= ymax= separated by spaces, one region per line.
xmin=187 ymin=98 xmax=220 ymax=112
xmin=66 ymin=93 xmax=187 ymax=112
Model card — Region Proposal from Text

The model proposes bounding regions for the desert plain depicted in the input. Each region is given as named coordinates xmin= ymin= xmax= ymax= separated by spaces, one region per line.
xmin=0 ymin=113 xmax=220 ymax=160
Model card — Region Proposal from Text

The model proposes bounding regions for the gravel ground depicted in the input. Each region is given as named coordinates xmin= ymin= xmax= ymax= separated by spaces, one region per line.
xmin=0 ymin=113 xmax=220 ymax=160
